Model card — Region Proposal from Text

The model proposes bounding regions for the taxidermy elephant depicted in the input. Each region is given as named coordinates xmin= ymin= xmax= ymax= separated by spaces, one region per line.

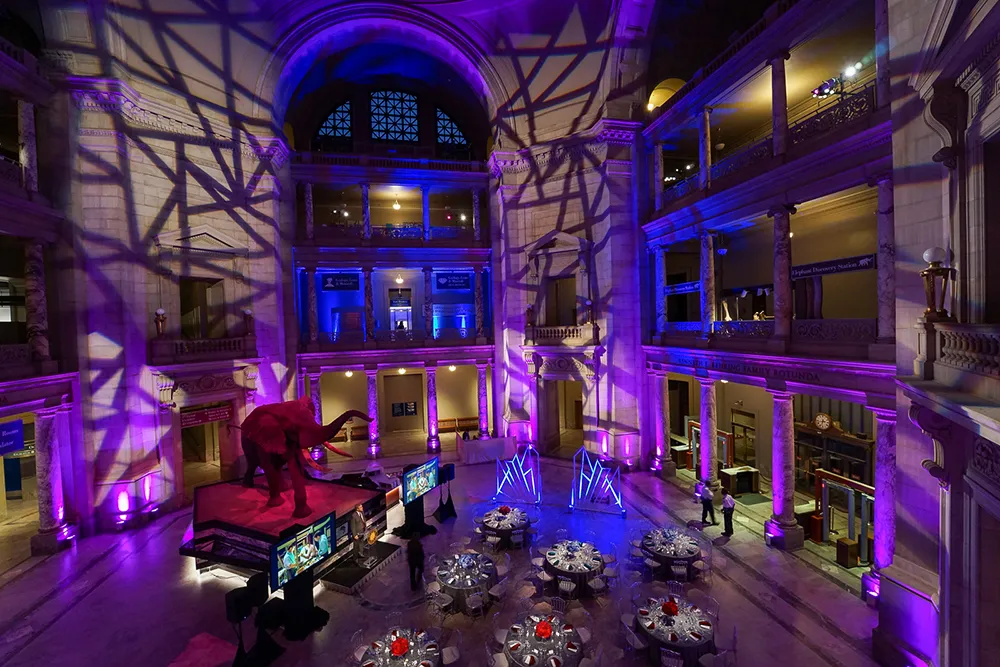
xmin=240 ymin=396 xmax=370 ymax=517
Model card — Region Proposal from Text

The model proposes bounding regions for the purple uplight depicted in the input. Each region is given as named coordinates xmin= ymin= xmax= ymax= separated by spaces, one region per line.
xmin=116 ymin=490 xmax=130 ymax=513
xmin=143 ymin=475 xmax=151 ymax=502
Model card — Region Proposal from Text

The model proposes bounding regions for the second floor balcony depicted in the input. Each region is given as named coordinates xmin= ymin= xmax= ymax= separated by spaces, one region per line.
xmin=149 ymin=335 xmax=258 ymax=366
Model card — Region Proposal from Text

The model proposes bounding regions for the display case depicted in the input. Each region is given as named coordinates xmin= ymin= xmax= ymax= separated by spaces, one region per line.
xmin=685 ymin=419 xmax=735 ymax=475
xmin=793 ymin=421 xmax=873 ymax=503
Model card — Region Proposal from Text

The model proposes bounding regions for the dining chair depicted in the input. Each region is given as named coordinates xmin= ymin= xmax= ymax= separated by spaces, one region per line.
xmin=643 ymin=557 xmax=663 ymax=577
xmin=467 ymin=592 xmax=486 ymax=618
xmin=550 ymin=595 xmax=568 ymax=614
xmin=486 ymin=534 xmax=502 ymax=551
xmin=671 ymin=564 xmax=690 ymax=582
xmin=486 ymin=644 xmax=509 ymax=667
xmin=555 ymin=528 xmax=569 ymax=542
xmin=474 ymin=515 xmax=486 ymax=524
xmin=660 ymin=647 xmax=684 ymax=667
xmin=578 ymin=644 xmax=602 ymax=667
xmin=490 ymin=611 xmax=508 ymax=649
xmin=602 ymin=543 xmax=618 ymax=565
xmin=587 ymin=576 xmax=607 ymax=595
xmin=583 ymin=530 xmax=598 ymax=546
xmin=427 ymin=580 xmax=442 ymax=594
xmin=350 ymin=629 xmax=367 ymax=665
xmin=497 ymin=553 xmax=511 ymax=579
xmin=385 ymin=611 xmax=403 ymax=630
xmin=700 ymin=594 xmax=721 ymax=620
xmin=531 ymin=556 xmax=546 ymax=569
xmin=558 ymin=577 xmax=578 ymax=599
xmin=511 ymin=530 xmax=526 ymax=549
xmin=489 ymin=581 xmax=508 ymax=604
xmin=666 ymin=581 xmax=686 ymax=597
xmin=624 ymin=626 xmax=649 ymax=655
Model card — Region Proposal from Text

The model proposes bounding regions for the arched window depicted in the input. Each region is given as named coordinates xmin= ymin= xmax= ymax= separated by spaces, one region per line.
xmin=371 ymin=91 xmax=419 ymax=142
xmin=435 ymin=109 xmax=467 ymax=146
xmin=317 ymin=101 xmax=352 ymax=139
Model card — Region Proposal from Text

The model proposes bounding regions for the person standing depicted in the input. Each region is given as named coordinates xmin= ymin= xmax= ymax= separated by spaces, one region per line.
xmin=700 ymin=480 xmax=716 ymax=525
xmin=721 ymin=488 xmax=736 ymax=536
xmin=350 ymin=503 xmax=367 ymax=562
xmin=407 ymin=536 xmax=425 ymax=591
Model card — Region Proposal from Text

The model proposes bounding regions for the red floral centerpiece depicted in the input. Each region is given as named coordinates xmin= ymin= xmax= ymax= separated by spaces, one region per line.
xmin=499 ymin=505 xmax=512 ymax=515
xmin=390 ymin=637 xmax=410 ymax=657
xmin=661 ymin=600 xmax=679 ymax=616
xmin=535 ymin=620 xmax=553 ymax=640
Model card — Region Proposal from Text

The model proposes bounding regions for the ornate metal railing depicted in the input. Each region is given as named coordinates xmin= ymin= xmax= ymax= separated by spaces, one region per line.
xmin=371 ymin=224 xmax=422 ymax=240
xmin=319 ymin=330 xmax=365 ymax=345
xmin=0 ymin=36 xmax=26 ymax=66
xmin=151 ymin=335 xmax=256 ymax=365
xmin=434 ymin=327 xmax=475 ymax=341
xmin=429 ymin=226 xmax=474 ymax=240
xmin=790 ymin=84 xmax=876 ymax=147
xmin=0 ymin=154 xmax=22 ymax=187
xmin=374 ymin=329 xmax=425 ymax=345
xmin=294 ymin=152 xmax=486 ymax=173
xmin=791 ymin=319 xmax=876 ymax=343
xmin=936 ymin=324 xmax=1000 ymax=377
xmin=661 ymin=322 xmax=703 ymax=335
xmin=316 ymin=222 xmax=364 ymax=238
xmin=661 ymin=174 xmax=699 ymax=207
xmin=709 ymin=138 xmax=772 ymax=183
xmin=713 ymin=320 xmax=775 ymax=338
xmin=0 ymin=343 xmax=30 ymax=364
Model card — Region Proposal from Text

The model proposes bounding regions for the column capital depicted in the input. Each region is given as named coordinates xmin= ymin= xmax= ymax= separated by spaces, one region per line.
xmin=425 ymin=365 xmax=437 ymax=375
xmin=360 ymin=182 xmax=370 ymax=191
xmin=307 ymin=372 xmax=321 ymax=381
xmin=768 ymin=389 xmax=795 ymax=401
xmin=362 ymin=265 xmax=375 ymax=274
xmin=869 ymin=406 xmax=897 ymax=422
xmin=867 ymin=172 xmax=892 ymax=188
xmin=768 ymin=49 xmax=791 ymax=64
xmin=475 ymin=362 xmax=489 ymax=370
xmin=420 ymin=184 xmax=432 ymax=193
xmin=767 ymin=203 xmax=797 ymax=218
xmin=423 ymin=266 xmax=433 ymax=274
xmin=365 ymin=368 xmax=378 ymax=379
xmin=697 ymin=376 xmax=716 ymax=387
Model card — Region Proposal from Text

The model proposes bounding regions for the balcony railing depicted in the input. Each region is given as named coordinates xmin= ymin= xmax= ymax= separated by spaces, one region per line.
xmin=310 ymin=223 xmax=477 ymax=245
xmin=526 ymin=325 xmax=598 ymax=346
xmin=0 ymin=155 xmax=22 ymax=188
xmin=709 ymin=138 xmax=772 ymax=184
xmin=713 ymin=320 xmax=774 ymax=338
xmin=0 ymin=344 xmax=31 ymax=380
xmin=661 ymin=174 xmax=699 ymax=207
xmin=293 ymin=152 xmax=486 ymax=173
xmin=790 ymin=84 xmax=876 ymax=147
xmin=937 ymin=324 xmax=1000 ymax=376
xmin=660 ymin=322 xmax=703 ymax=339
xmin=372 ymin=223 xmax=422 ymax=240
xmin=313 ymin=328 xmax=485 ymax=351
xmin=150 ymin=335 xmax=258 ymax=365
xmin=791 ymin=319 xmax=876 ymax=343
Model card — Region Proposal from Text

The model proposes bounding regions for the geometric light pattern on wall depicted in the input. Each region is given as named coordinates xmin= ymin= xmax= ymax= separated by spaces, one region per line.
xmin=569 ymin=446 xmax=625 ymax=516
xmin=435 ymin=108 xmax=467 ymax=146
xmin=371 ymin=91 xmax=418 ymax=142
xmin=494 ymin=445 xmax=542 ymax=505
xmin=317 ymin=101 xmax=351 ymax=139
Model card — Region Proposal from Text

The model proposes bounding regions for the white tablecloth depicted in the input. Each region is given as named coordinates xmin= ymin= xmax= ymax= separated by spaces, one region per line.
xmin=458 ymin=436 xmax=516 ymax=464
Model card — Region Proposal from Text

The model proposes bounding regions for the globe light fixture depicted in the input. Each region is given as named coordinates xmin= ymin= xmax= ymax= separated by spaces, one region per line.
xmin=345 ymin=370 xmax=354 ymax=378
xmin=395 ymin=274 xmax=404 ymax=285
xmin=448 ymin=365 xmax=456 ymax=372
xmin=919 ymin=247 xmax=956 ymax=322
xmin=392 ymin=199 xmax=401 ymax=210
xmin=460 ymin=214 xmax=467 ymax=221
xmin=647 ymin=102 xmax=655 ymax=111
xmin=342 ymin=210 xmax=349 ymax=217
xmin=397 ymin=368 xmax=406 ymax=375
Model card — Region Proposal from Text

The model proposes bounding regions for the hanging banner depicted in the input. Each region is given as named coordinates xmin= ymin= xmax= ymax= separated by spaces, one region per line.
xmin=321 ymin=274 xmax=360 ymax=291
xmin=0 ymin=420 xmax=24 ymax=457
xmin=435 ymin=273 xmax=472 ymax=290
xmin=180 ymin=405 xmax=233 ymax=429
xmin=791 ymin=254 xmax=876 ymax=280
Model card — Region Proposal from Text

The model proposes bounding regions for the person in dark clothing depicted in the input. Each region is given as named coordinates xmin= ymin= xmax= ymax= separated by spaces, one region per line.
xmin=721 ymin=488 xmax=736 ymax=536
xmin=699 ymin=479 xmax=716 ymax=525
xmin=407 ymin=536 xmax=425 ymax=591
xmin=462 ymin=431 xmax=470 ymax=441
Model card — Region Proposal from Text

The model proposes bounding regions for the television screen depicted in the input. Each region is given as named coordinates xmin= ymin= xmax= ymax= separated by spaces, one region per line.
xmin=402 ymin=458 xmax=439 ymax=505
xmin=270 ymin=512 xmax=335 ymax=590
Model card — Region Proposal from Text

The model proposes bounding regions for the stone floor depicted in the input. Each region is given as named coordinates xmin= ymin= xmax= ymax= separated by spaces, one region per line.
xmin=0 ymin=459 xmax=879 ymax=667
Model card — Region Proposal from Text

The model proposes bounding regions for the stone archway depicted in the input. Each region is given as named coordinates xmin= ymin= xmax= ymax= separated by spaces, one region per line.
xmin=524 ymin=348 xmax=600 ymax=456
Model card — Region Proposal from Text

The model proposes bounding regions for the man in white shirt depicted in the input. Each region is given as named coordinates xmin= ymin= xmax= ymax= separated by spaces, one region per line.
xmin=699 ymin=479 xmax=716 ymax=525
xmin=721 ymin=488 xmax=736 ymax=536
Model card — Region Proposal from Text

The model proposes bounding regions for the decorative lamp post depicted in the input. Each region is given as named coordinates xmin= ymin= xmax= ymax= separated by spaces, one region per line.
xmin=154 ymin=308 xmax=167 ymax=337
xmin=919 ymin=247 xmax=956 ymax=322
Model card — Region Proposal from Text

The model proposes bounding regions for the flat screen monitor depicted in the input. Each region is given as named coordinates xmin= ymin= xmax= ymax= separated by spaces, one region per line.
xmin=270 ymin=511 xmax=336 ymax=590
xmin=402 ymin=457 xmax=439 ymax=505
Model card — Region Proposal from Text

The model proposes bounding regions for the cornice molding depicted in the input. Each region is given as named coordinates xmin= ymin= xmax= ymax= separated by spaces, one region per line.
xmin=488 ymin=118 xmax=639 ymax=178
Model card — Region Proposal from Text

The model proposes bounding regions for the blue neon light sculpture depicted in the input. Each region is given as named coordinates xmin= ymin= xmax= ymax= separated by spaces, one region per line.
xmin=494 ymin=445 xmax=542 ymax=505
xmin=569 ymin=446 xmax=625 ymax=516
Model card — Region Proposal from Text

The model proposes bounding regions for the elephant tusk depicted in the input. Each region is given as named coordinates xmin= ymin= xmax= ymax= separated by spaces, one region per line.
xmin=323 ymin=441 xmax=352 ymax=458
xmin=301 ymin=449 xmax=327 ymax=472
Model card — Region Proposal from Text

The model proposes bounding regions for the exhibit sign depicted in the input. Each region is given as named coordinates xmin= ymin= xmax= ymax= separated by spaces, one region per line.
xmin=0 ymin=420 xmax=24 ymax=457
xmin=391 ymin=402 xmax=418 ymax=417
xmin=435 ymin=273 xmax=472 ymax=290
xmin=663 ymin=281 xmax=700 ymax=296
xmin=791 ymin=254 xmax=876 ymax=280
xmin=321 ymin=274 xmax=360 ymax=291
xmin=180 ymin=405 xmax=233 ymax=429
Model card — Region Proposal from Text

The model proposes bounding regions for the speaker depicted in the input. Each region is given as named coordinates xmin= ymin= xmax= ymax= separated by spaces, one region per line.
xmin=440 ymin=463 xmax=455 ymax=483
xmin=225 ymin=587 xmax=252 ymax=624
xmin=247 ymin=572 xmax=269 ymax=607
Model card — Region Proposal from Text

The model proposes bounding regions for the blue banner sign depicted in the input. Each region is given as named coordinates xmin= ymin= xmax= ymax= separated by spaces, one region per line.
xmin=663 ymin=281 xmax=700 ymax=296
xmin=435 ymin=272 xmax=472 ymax=290
xmin=0 ymin=420 xmax=25 ymax=457
xmin=321 ymin=274 xmax=360 ymax=291
xmin=792 ymin=254 xmax=876 ymax=280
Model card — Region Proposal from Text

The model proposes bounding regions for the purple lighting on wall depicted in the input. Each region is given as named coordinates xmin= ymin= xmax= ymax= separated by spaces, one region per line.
xmin=143 ymin=475 xmax=151 ymax=502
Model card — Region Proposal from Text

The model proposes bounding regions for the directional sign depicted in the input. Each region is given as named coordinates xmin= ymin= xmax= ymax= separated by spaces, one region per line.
xmin=435 ymin=273 xmax=472 ymax=290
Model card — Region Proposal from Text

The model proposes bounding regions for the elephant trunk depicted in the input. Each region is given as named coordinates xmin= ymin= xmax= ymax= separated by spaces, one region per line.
xmin=297 ymin=410 xmax=371 ymax=453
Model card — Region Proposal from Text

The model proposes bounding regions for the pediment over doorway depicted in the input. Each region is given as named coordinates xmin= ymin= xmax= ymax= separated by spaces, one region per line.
xmin=525 ymin=230 xmax=591 ymax=258
xmin=156 ymin=224 xmax=248 ymax=256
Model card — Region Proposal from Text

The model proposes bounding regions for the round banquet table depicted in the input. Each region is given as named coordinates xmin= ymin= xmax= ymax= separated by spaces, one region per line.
xmin=633 ymin=594 xmax=716 ymax=667
xmin=360 ymin=627 xmax=441 ymax=667
xmin=436 ymin=552 xmax=497 ymax=614
xmin=641 ymin=528 xmax=702 ymax=579
xmin=503 ymin=612 xmax=585 ymax=667
xmin=481 ymin=507 xmax=530 ymax=547
xmin=544 ymin=540 xmax=605 ymax=591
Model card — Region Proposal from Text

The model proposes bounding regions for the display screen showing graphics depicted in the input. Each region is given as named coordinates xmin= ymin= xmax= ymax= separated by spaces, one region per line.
xmin=402 ymin=458 xmax=439 ymax=505
xmin=270 ymin=512 xmax=336 ymax=590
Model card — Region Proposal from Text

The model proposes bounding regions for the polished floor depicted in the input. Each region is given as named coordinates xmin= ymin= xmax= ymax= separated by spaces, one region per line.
xmin=0 ymin=460 xmax=878 ymax=667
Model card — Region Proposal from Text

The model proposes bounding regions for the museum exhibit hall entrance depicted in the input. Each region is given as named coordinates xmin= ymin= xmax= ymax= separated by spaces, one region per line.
xmin=180 ymin=402 xmax=235 ymax=502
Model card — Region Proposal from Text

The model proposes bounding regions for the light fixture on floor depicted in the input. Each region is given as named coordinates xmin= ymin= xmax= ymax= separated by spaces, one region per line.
xmin=448 ymin=365 xmax=456 ymax=372
xmin=392 ymin=199 xmax=401 ymax=210
xmin=345 ymin=370 xmax=353 ymax=378
xmin=395 ymin=274 xmax=404 ymax=284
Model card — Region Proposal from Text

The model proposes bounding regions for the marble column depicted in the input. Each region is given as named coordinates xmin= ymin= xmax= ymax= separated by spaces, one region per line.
xmin=474 ymin=265 xmax=485 ymax=339
xmin=426 ymin=367 xmax=440 ymax=452
xmin=304 ymin=182 xmax=314 ymax=241
xmin=30 ymin=408 xmax=70 ymax=554
xmin=366 ymin=370 xmax=380 ymax=457
xmin=769 ymin=205 xmax=796 ymax=343
xmin=422 ymin=185 xmax=431 ymax=241
xmin=698 ymin=107 xmax=712 ymax=190
xmin=472 ymin=189 xmax=481 ymax=242
xmin=17 ymin=100 xmax=37 ymax=193
xmin=654 ymin=247 xmax=667 ymax=333
xmin=871 ymin=408 xmax=897 ymax=572
xmin=24 ymin=242 xmax=51 ymax=362
xmin=423 ymin=267 xmax=434 ymax=338
xmin=309 ymin=373 xmax=322 ymax=423
xmin=477 ymin=364 xmax=489 ymax=438
xmin=765 ymin=390 xmax=805 ymax=550
xmin=650 ymin=372 xmax=671 ymax=473
xmin=874 ymin=0 xmax=890 ymax=108
xmin=770 ymin=51 xmax=791 ymax=157
xmin=305 ymin=267 xmax=319 ymax=347
xmin=363 ymin=267 xmax=375 ymax=341
xmin=873 ymin=174 xmax=896 ymax=343
xmin=698 ymin=378 xmax=718 ymax=490
xmin=652 ymin=142 xmax=664 ymax=211
xmin=361 ymin=183 xmax=372 ymax=240
xmin=700 ymin=233 xmax=716 ymax=337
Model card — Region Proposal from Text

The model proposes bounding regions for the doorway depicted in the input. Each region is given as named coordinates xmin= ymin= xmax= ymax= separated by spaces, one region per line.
xmin=0 ymin=414 xmax=39 ymax=574
xmin=731 ymin=409 xmax=757 ymax=467
xmin=537 ymin=379 xmax=583 ymax=459
xmin=388 ymin=288 xmax=413 ymax=331
xmin=180 ymin=402 xmax=234 ymax=502
xmin=544 ymin=277 xmax=577 ymax=326
xmin=180 ymin=277 xmax=226 ymax=339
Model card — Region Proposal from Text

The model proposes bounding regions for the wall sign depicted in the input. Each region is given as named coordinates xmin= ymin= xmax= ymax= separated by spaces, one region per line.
xmin=180 ymin=405 xmax=233 ymax=429
xmin=321 ymin=274 xmax=360 ymax=291
xmin=663 ymin=281 xmax=700 ymax=296
xmin=0 ymin=420 xmax=24 ymax=457
xmin=392 ymin=403 xmax=404 ymax=417
xmin=435 ymin=273 xmax=472 ymax=290
xmin=405 ymin=402 xmax=417 ymax=416
xmin=791 ymin=254 xmax=876 ymax=280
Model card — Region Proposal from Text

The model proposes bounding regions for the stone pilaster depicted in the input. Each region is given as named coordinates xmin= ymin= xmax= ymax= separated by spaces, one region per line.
xmin=650 ymin=372 xmax=671 ymax=473
xmin=423 ymin=267 xmax=434 ymax=338
xmin=652 ymin=142 xmax=664 ymax=211
xmin=304 ymin=182 xmax=314 ymax=241
xmin=700 ymin=233 xmax=716 ymax=337
xmin=698 ymin=378 xmax=718 ymax=490
xmin=363 ymin=267 xmax=375 ymax=341
xmin=17 ymin=100 xmax=38 ymax=193
xmin=873 ymin=174 xmax=895 ymax=343
xmin=698 ymin=107 xmax=712 ymax=190
xmin=769 ymin=204 xmax=796 ymax=344
xmin=24 ymin=242 xmax=51 ymax=362
xmin=472 ymin=188 xmax=481 ymax=242
xmin=305 ymin=267 xmax=318 ymax=348
xmin=474 ymin=265 xmax=485 ymax=340
xmin=770 ymin=51 xmax=790 ymax=157
xmin=477 ymin=363 xmax=489 ymax=437
xmin=309 ymin=373 xmax=322 ymax=423
xmin=421 ymin=185 xmax=431 ymax=241
xmin=874 ymin=0 xmax=890 ymax=108
xmin=654 ymin=247 xmax=667 ymax=333
xmin=764 ymin=390 xmax=805 ymax=550
xmin=30 ymin=408 xmax=72 ymax=555
xmin=366 ymin=370 xmax=380 ymax=457
xmin=426 ymin=367 xmax=440 ymax=452
xmin=361 ymin=183 xmax=372 ymax=240
xmin=871 ymin=408 xmax=897 ymax=572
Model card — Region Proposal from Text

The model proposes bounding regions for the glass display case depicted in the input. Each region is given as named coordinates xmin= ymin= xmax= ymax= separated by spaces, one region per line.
xmin=730 ymin=409 xmax=756 ymax=467
xmin=793 ymin=422 xmax=873 ymax=504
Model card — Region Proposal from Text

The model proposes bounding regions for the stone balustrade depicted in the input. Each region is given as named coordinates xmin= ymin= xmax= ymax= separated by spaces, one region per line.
xmin=791 ymin=318 xmax=877 ymax=343
xmin=0 ymin=343 xmax=32 ymax=380
xmin=150 ymin=335 xmax=257 ymax=365
xmin=527 ymin=325 xmax=597 ymax=346
xmin=932 ymin=323 xmax=1000 ymax=402
xmin=713 ymin=320 xmax=775 ymax=338
xmin=293 ymin=152 xmax=486 ymax=173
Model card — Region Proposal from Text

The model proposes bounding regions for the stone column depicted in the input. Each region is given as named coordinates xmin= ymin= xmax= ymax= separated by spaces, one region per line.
xmin=650 ymin=372 xmax=671 ymax=473
xmin=654 ymin=247 xmax=667 ymax=333
xmin=474 ymin=265 xmax=485 ymax=340
xmin=366 ymin=370 xmax=380 ymax=457
xmin=477 ymin=363 xmax=489 ymax=438
xmin=769 ymin=205 xmax=796 ymax=343
xmin=874 ymin=0 xmax=890 ymax=108
xmin=422 ymin=185 xmax=431 ymax=241
xmin=700 ymin=233 xmax=716 ymax=337
xmin=652 ymin=142 xmax=664 ymax=211
xmin=770 ymin=51 xmax=791 ymax=157
xmin=363 ymin=267 xmax=375 ymax=342
xmin=308 ymin=373 xmax=322 ymax=423
xmin=361 ymin=183 xmax=372 ymax=240
xmin=30 ymin=408 xmax=70 ymax=554
xmin=873 ymin=174 xmax=895 ymax=343
xmin=472 ymin=189 xmax=481 ymax=242
xmin=871 ymin=408 xmax=897 ymax=572
xmin=765 ymin=390 xmax=805 ymax=550
xmin=698 ymin=378 xmax=718 ymax=490
xmin=423 ymin=267 xmax=434 ymax=338
xmin=24 ymin=242 xmax=51 ymax=362
xmin=305 ymin=267 xmax=319 ymax=348
xmin=698 ymin=107 xmax=712 ymax=190
xmin=303 ymin=182 xmax=314 ymax=241
xmin=17 ymin=100 xmax=38 ymax=193
xmin=426 ymin=367 xmax=440 ymax=452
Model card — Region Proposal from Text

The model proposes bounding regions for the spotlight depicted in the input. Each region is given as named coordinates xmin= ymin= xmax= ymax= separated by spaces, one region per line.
xmin=448 ymin=365 xmax=456 ymax=372
xmin=447 ymin=214 xmax=452 ymax=220
xmin=844 ymin=65 xmax=857 ymax=78
xmin=739 ymin=290 xmax=748 ymax=298
xmin=397 ymin=368 xmax=406 ymax=375
xmin=855 ymin=61 xmax=863 ymax=70
xmin=392 ymin=199 xmax=401 ymax=210
xmin=811 ymin=77 xmax=842 ymax=99
xmin=395 ymin=274 xmax=404 ymax=284
xmin=345 ymin=370 xmax=353 ymax=378
xmin=460 ymin=214 xmax=467 ymax=221
xmin=647 ymin=102 xmax=654 ymax=111
xmin=686 ymin=164 xmax=694 ymax=170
